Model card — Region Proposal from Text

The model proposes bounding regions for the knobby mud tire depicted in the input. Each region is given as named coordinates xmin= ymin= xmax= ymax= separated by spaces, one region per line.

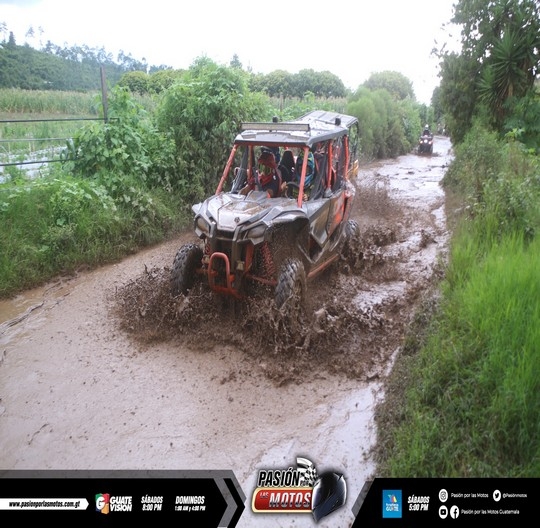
xmin=170 ymin=243 xmax=203 ymax=296
xmin=340 ymin=219 xmax=363 ymax=271
xmin=275 ymin=258 xmax=306 ymax=312
xmin=342 ymin=219 xmax=360 ymax=254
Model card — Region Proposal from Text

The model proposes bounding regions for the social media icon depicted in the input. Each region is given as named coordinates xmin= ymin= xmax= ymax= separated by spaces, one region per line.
xmin=439 ymin=489 xmax=448 ymax=502
xmin=493 ymin=490 xmax=501 ymax=502
xmin=439 ymin=505 xmax=448 ymax=519
xmin=450 ymin=505 xmax=460 ymax=518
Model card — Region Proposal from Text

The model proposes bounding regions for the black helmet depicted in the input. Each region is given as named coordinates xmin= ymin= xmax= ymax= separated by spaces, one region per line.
xmin=311 ymin=472 xmax=347 ymax=523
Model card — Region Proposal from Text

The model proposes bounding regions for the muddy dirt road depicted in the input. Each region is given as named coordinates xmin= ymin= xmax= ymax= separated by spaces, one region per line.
xmin=0 ymin=136 xmax=453 ymax=527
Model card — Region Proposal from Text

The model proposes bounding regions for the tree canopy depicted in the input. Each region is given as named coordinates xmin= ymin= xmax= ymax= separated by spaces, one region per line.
xmin=363 ymin=71 xmax=415 ymax=101
xmin=438 ymin=0 xmax=540 ymax=144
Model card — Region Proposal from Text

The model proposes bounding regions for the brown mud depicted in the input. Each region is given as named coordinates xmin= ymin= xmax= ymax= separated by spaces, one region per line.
xmin=0 ymin=135 xmax=453 ymax=527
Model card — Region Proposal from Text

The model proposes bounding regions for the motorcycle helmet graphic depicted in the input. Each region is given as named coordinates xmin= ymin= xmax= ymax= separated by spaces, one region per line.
xmin=311 ymin=471 xmax=347 ymax=523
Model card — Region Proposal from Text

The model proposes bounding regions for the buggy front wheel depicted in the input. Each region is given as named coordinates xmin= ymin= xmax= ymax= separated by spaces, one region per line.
xmin=275 ymin=258 xmax=306 ymax=311
xmin=170 ymin=243 xmax=203 ymax=296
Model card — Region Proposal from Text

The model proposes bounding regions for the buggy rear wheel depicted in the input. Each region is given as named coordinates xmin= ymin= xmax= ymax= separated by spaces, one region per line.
xmin=275 ymin=258 xmax=306 ymax=311
xmin=171 ymin=243 xmax=203 ymax=296
xmin=340 ymin=219 xmax=361 ymax=270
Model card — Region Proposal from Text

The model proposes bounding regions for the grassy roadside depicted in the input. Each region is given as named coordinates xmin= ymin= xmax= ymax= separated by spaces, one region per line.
xmin=374 ymin=126 xmax=540 ymax=477
xmin=0 ymin=88 xmax=190 ymax=299
xmin=0 ymin=172 xmax=190 ymax=298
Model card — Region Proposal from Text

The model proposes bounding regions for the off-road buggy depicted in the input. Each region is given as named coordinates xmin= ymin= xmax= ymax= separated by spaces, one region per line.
xmin=170 ymin=110 xmax=360 ymax=310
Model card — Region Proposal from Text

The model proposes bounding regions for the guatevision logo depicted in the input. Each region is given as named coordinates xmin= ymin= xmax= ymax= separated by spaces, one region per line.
xmin=95 ymin=493 xmax=133 ymax=514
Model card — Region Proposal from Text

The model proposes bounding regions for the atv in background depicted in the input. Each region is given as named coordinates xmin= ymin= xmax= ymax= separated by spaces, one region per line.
xmin=170 ymin=110 xmax=360 ymax=311
xmin=417 ymin=128 xmax=434 ymax=155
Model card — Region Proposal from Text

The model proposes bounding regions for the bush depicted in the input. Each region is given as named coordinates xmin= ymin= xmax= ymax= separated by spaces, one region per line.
xmin=156 ymin=58 xmax=271 ymax=202
xmin=443 ymin=122 xmax=540 ymax=241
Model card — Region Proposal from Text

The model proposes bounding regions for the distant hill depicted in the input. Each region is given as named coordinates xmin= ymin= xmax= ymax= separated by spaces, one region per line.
xmin=0 ymin=33 xmax=167 ymax=91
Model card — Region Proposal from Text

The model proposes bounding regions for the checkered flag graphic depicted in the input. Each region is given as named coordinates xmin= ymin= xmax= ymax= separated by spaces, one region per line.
xmin=297 ymin=457 xmax=318 ymax=487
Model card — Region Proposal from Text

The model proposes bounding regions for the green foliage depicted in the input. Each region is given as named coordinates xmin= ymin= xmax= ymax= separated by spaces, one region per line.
xmin=363 ymin=71 xmax=415 ymax=100
xmin=477 ymin=23 xmax=539 ymax=127
xmin=438 ymin=52 xmax=479 ymax=144
xmin=147 ymin=69 xmax=185 ymax=94
xmin=64 ymin=86 xmax=177 ymax=192
xmin=442 ymin=122 xmax=502 ymax=195
xmin=0 ymin=41 xmax=119 ymax=91
xmin=156 ymin=57 xmax=271 ymax=201
xmin=443 ymin=121 xmax=539 ymax=242
xmin=248 ymin=68 xmax=347 ymax=99
xmin=0 ymin=88 xmax=98 ymax=113
xmin=0 ymin=170 xmax=184 ymax=297
xmin=117 ymin=71 xmax=150 ymax=95
xmin=502 ymin=92 xmax=540 ymax=154
xmin=439 ymin=0 xmax=540 ymax=146
xmin=453 ymin=0 xmax=540 ymax=74
xmin=1 ymin=164 xmax=26 ymax=183
xmin=0 ymin=176 xmax=114 ymax=292
xmin=269 ymin=93 xmax=347 ymax=122
xmin=0 ymin=32 xmax=175 ymax=92
xmin=346 ymin=86 xmax=418 ymax=160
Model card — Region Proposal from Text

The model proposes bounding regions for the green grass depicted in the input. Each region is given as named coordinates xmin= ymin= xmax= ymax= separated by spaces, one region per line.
xmin=0 ymin=88 xmax=100 ymax=114
xmin=0 ymin=173 xmax=188 ymax=297
xmin=375 ymin=127 xmax=540 ymax=478
xmin=377 ymin=206 xmax=540 ymax=477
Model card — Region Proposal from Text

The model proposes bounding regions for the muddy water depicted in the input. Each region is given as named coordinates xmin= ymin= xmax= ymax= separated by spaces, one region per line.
xmin=0 ymin=136 xmax=453 ymax=527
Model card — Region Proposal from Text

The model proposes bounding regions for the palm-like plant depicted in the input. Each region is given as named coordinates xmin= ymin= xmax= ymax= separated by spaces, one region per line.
xmin=478 ymin=18 xmax=539 ymax=125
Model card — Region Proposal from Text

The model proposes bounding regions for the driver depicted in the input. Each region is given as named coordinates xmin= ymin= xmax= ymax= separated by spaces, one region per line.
xmin=241 ymin=150 xmax=281 ymax=197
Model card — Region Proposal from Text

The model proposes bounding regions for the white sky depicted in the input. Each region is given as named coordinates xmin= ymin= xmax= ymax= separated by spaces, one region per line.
xmin=0 ymin=0 xmax=461 ymax=104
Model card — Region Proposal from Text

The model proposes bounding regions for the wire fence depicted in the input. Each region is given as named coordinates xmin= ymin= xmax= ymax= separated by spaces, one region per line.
xmin=1 ymin=67 xmax=111 ymax=180
xmin=0 ymin=117 xmax=108 ymax=169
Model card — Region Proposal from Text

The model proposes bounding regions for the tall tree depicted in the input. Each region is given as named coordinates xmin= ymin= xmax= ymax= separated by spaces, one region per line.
xmin=363 ymin=71 xmax=415 ymax=101
xmin=441 ymin=0 xmax=540 ymax=138
xmin=229 ymin=54 xmax=242 ymax=69
xmin=438 ymin=52 xmax=480 ymax=143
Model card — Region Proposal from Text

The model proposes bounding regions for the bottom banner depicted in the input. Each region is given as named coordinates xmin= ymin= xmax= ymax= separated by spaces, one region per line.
xmin=1 ymin=472 xmax=537 ymax=526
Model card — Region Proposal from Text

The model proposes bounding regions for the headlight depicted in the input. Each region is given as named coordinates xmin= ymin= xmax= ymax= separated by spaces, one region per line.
xmin=195 ymin=216 xmax=211 ymax=235
xmin=246 ymin=224 xmax=267 ymax=240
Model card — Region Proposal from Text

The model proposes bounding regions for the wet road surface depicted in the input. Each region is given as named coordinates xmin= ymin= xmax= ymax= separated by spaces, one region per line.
xmin=0 ymin=135 xmax=453 ymax=527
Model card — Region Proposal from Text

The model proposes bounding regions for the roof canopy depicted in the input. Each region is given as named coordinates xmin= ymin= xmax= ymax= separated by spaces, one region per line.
xmin=235 ymin=110 xmax=358 ymax=149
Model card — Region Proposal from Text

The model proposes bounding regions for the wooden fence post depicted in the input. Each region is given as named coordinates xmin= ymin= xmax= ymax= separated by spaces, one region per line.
xmin=100 ymin=66 xmax=109 ymax=123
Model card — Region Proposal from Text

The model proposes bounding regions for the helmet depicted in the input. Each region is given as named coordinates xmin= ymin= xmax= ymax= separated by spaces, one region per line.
xmin=311 ymin=472 xmax=347 ymax=523
xmin=258 ymin=150 xmax=276 ymax=169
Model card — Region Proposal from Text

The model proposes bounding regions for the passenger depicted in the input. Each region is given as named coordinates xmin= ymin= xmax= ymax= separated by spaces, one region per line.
xmin=279 ymin=149 xmax=296 ymax=184
xmin=241 ymin=150 xmax=281 ymax=197
xmin=281 ymin=148 xmax=315 ymax=198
